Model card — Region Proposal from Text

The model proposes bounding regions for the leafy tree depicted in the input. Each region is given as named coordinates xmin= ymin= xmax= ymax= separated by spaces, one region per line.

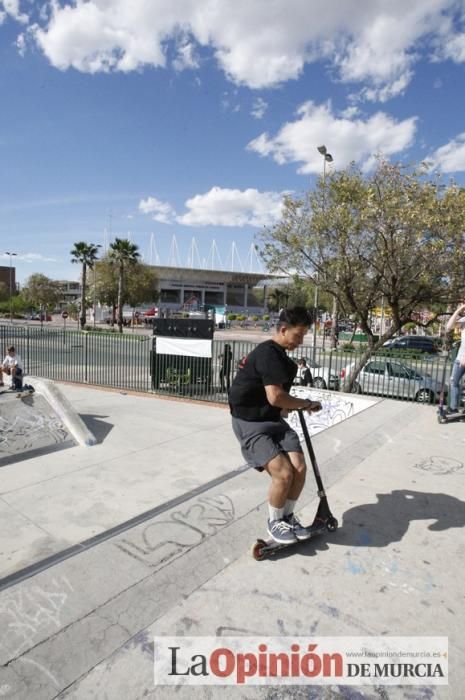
xmin=21 ymin=274 xmax=63 ymax=313
xmin=0 ymin=282 xmax=8 ymax=303
xmin=260 ymin=160 xmax=465 ymax=389
xmin=266 ymin=287 xmax=289 ymax=312
xmin=91 ymin=255 xmax=158 ymax=326
xmin=266 ymin=279 xmax=322 ymax=313
xmin=71 ymin=241 xmax=101 ymax=329
xmin=91 ymin=256 xmax=119 ymax=323
xmin=125 ymin=263 xmax=159 ymax=310
xmin=108 ymin=238 xmax=140 ymax=333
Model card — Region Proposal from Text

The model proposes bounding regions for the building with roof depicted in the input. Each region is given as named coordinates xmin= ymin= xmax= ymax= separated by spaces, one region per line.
xmin=0 ymin=265 xmax=16 ymax=295
xmin=153 ymin=265 xmax=277 ymax=313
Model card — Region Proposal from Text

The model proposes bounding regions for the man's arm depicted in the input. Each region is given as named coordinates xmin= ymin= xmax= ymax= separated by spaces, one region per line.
xmin=265 ymin=384 xmax=321 ymax=412
xmin=446 ymin=303 xmax=465 ymax=332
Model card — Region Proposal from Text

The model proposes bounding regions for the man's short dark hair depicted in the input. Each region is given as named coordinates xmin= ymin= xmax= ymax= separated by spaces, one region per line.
xmin=277 ymin=306 xmax=313 ymax=329
xmin=7 ymin=346 xmax=15 ymax=352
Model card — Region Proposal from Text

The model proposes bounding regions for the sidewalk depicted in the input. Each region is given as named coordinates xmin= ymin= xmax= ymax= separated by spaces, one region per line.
xmin=0 ymin=384 xmax=464 ymax=699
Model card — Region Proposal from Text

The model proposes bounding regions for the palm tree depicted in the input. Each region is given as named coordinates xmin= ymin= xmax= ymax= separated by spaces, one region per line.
xmin=70 ymin=242 xmax=101 ymax=329
xmin=108 ymin=238 xmax=140 ymax=333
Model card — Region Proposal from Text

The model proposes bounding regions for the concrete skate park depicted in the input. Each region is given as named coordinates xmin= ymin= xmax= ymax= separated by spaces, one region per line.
xmin=0 ymin=379 xmax=464 ymax=699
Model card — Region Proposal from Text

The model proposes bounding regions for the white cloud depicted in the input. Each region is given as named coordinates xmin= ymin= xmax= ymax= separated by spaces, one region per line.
xmin=247 ymin=100 xmax=417 ymax=174
xmin=221 ymin=90 xmax=240 ymax=113
xmin=429 ymin=133 xmax=465 ymax=173
xmin=177 ymin=186 xmax=286 ymax=227
xmin=339 ymin=105 xmax=360 ymax=119
xmin=16 ymin=0 xmax=460 ymax=100
xmin=0 ymin=252 xmax=57 ymax=263
xmin=138 ymin=196 xmax=176 ymax=224
xmin=251 ymin=98 xmax=268 ymax=120
xmin=0 ymin=0 xmax=28 ymax=24
xmin=173 ymin=39 xmax=200 ymax=72
xmin=354 ymin=72 xmax=413 ymax=104
xmin=22 ymin=253 xmax=58 ymax=263
xmin=437 ymin=32 xmax=465 ymax=62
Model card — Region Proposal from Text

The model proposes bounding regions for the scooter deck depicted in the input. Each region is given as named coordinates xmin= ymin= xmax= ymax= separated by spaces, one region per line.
xmin=437 ymin=409 xmax=465 ymax=424
xmin=252 ymin=518 xmax=338 ymax=561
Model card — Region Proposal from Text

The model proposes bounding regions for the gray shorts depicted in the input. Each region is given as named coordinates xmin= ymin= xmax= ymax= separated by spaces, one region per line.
xmin=231 ymin=416 xmax=302 ymax=471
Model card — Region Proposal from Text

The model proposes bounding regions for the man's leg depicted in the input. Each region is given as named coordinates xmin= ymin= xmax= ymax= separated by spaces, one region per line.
xmin=12 ymin=368 xmax=23 ymax=389
xmin=282 ymin=452 xmax=314 ymax=540
xmin=286 ymin=451 xmax=306 ymax=499
xmin=265 ymin=453 xmax=297 ymax=543
xmin=449 ymin=362 xmax=465 ymax=411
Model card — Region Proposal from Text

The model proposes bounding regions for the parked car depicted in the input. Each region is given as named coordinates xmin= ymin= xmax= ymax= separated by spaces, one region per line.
xmin=340 ymin=358 xmax=446 ymax=402
xmin=340 ymin=358 xmax=465 ymax=406
xmin=293 ymin=358 xmax=339 ymax=390
xmin=28 ymin=312 xmax=52 ymax=321
xmin=143 ymin=307 xmax=158 ymax=317
xmin=337 ymin=319 xmax=355 ymax=332
xmin=382 ymin=335 xmax=439 ymax=354
xmin=340 ymin=358 xmax=447 ymax=403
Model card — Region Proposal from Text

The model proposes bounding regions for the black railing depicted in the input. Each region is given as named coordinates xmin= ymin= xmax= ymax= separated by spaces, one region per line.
xmin=0 ymin=324 xmax=457 ymax=405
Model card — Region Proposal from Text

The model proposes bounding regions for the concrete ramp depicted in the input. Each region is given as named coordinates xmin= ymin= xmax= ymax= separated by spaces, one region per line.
xmin=0 ymin=378 xmax=96 ymax=467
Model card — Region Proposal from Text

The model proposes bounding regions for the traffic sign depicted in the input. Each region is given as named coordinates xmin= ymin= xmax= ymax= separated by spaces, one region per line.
xmin=62 ymin=311 xmax=69 ymax=319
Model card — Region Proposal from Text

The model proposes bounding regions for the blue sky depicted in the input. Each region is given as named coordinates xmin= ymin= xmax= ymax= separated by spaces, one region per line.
xmin=1 ymin=0 xmax=465 ymax=284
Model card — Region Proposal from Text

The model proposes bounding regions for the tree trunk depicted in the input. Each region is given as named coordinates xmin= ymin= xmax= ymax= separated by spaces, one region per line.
xmin=117 ymin=263 xmax=124 ymax=334
xmin=330 ymin=295 xmax=339 ymax=349
xmin=80 ymin=264 xmax=87 ymax=330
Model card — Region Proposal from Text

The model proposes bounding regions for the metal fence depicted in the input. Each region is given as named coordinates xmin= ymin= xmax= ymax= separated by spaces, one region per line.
xmin=0 ymin=324 xmax=456 ymax=405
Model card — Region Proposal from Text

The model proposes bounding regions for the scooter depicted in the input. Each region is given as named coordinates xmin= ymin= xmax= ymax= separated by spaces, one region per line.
xmin=437 ymin=348 xmax=465 ymax=424
xmin=251 ymin=409 xmax=338 ymax=560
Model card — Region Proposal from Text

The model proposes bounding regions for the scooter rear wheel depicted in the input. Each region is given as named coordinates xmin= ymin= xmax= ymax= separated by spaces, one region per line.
xmin=252 ymin=539 xmax=267 ymax=561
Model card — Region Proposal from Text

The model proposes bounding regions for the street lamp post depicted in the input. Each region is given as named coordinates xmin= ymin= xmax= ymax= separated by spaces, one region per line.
xmin=317 ymin=145 xmax=338 ymax=350
xmin=5 ymin=251 xmax=17 ymax=324
xmin=92 ymin=245 xmax=102 ymax=328
xmin=317 ymin=145 xmax=333 ymax=200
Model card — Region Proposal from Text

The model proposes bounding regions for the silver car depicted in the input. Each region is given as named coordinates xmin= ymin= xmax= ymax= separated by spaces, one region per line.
xmin=340 ymin=358 xmax=445 ymax=402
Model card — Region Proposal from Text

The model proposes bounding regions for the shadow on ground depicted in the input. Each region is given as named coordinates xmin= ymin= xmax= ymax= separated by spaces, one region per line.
xmin=263 ymin=490 xmax=465 ymax=561
xmin=80 ymin=414 xmax=114 ymax=443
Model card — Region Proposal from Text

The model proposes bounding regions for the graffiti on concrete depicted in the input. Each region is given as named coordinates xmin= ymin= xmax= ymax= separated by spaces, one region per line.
xmin=0 ymin=399 xmax=70 ymax=457
xmin=288 ymin=387 xmax=357 ymax=437
xmin=0 ymin=575 xmax=74 ymax=659
xmin=115 ymin=494 xmax=234 ymax=570
xmin=411 ymin=456 xmax=463 ymax=476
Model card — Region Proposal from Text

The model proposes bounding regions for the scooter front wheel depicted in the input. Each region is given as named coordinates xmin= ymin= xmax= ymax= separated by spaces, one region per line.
xmin=326 ymin=517 xmax=338 ymax=532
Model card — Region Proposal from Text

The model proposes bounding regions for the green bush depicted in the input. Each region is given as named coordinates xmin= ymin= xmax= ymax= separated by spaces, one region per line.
xmin=263 ymin=314 xmax=270 ymax=321
xmin=251 ymin=315 xmax=259 ymax=321
xmin=83 ymin=325 xmax=117 ymax=333
xmin=227 ymin=313 xmax=237 ymax=321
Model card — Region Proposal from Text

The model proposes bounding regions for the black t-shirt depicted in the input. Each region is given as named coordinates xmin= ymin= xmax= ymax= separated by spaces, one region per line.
xmin=228 ymin=340 xmax=297 ymax=421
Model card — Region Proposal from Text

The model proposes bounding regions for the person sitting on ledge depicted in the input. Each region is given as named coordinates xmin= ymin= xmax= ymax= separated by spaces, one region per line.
xmin=0 ymin=346 xmax=24 ymax=389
